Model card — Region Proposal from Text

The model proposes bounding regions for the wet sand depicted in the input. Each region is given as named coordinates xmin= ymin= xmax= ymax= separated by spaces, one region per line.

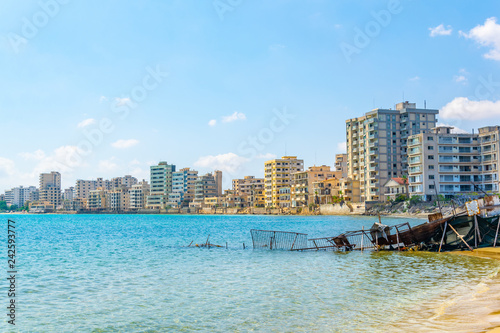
xmin=450 ymin=248 xmax=500 ymax=332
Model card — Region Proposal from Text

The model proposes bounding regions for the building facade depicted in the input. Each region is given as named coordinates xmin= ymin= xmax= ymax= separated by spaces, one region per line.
xmin=39 ymin=171 xmax=62 ymax=207
xmin=346 ymin=101 xmax=438 ymax=201
xmin=147 ymin=162 xmax=176 ymax=209
xmin=290 ymin=165 xmax=339 ymax=207
xmin=194 ymin=173 xmax=217 ymax=206
xmin=408 ymin=126 xmax=500 ymax=200
xmin=264 ymin=156 xmax=304 ymax=208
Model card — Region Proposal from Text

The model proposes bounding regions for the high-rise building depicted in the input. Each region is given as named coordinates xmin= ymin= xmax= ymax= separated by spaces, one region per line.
xmin=346 ymin=101 xmax=438 ymax=201
xmin=146 ymin=162 xmax=176 ymax=209
xmin=75 ymin=179 xmax=97 ymax=199
xmin=63 ymin=187 xmax=74 ymax=201
xmin=291 ymin=165 xmax=339 ymax=207
xmin=129 ymin=180 xmax=150 ymax=210
xmin=39 ymin=171 xmax=62 ymax=207
xmin=232 ymin=176 xmax=265 ymax=207
xmin=264 ymin=156 xmax=304 ymax=208
xmin=407 ymin=126 xmax=500 ymax=200
xmin=194 ymin=173 xmax=217 ymax=206
xmin=168 ymin=168 xmax=198 ymax=207
xmin=4 ymin=186 xmax=37 ymax=207
xmin=214 ymin=170 xmax=223 ymax=197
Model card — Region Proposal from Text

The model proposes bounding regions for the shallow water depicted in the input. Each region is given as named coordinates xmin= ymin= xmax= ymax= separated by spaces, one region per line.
xmin=2 ymin=214 xmax=500 ymax=332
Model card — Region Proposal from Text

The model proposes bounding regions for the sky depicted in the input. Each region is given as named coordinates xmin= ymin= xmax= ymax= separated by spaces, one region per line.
xmin=0 ymin=0 xmax=500 ymax=191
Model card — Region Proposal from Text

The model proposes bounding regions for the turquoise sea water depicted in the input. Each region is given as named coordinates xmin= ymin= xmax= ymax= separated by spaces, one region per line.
xmin=2 ymin=214 xmax=500 ymax=332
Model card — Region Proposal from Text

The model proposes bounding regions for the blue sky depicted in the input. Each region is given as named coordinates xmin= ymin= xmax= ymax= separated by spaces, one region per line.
xmin=1 ymin=0 xmax=500 ymax=191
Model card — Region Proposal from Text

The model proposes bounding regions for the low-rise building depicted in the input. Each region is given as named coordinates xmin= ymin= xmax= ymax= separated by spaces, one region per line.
xmin=87 ymin=189 xmax=107 ymax=211
xmin=291 ymin=165 xmax=339 ymax=207
xmin=383 ymin=178 xmax=408 ymax=201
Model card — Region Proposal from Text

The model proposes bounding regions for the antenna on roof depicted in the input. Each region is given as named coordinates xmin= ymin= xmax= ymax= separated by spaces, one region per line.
xmin=424 ymin=100 xmax=426 ymax=109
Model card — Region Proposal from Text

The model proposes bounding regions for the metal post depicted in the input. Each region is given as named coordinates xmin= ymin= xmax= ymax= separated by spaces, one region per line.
xmin=494 ymin=218 xmax=500 ymax=248
xmin=291 ymin=233 xmax=298 ymax=251
xmin=395 ymin=227 xmax=401 ymax=251
xmin=474 ymin=215 xmax=478 ymax=248
xmin=438 ymin=221 xmax=448 ymax=252
xmin=361 ymin=226 xmax=364 ymax=252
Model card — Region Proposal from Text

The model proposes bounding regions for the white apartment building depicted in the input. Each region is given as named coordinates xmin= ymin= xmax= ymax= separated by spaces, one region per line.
xmin=408 ymin=126 xmax=499 ymax=200
xmin=346 ymin=101 xmax=438 ymax=201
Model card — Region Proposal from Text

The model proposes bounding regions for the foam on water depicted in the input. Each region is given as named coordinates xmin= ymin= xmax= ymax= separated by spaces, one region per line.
xmin=2 ymin=214 xmax=500 ymax=332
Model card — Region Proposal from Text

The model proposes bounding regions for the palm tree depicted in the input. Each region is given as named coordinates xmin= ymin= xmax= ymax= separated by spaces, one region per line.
xmin=402 ymin=175 xmax=409 ymax=199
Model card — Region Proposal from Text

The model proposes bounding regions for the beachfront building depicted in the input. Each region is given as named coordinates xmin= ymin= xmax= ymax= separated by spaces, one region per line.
xmin=106 ymin=188 xmax=130 ymax=211
xmin=278 ymin=187 xmax=291 ymax=208
xmin=4 ymin=186 xmax=38 ymax=207
xmin=168 ymin=168 xmax=198 ymax=207
xmin=290 ymin=165 xmax=339 ymax=207
xmin=264 ymin=156 xmax=304 ymax=208
xmin=232 ymin=176 xmax=265 ymax=207
xmin=129 ymin=181 xmax=150 ymax=210
xmin=87 ymin=189 xmax=107 ymax=210
xmin=346 ymin=101 xmax=438 ymax=202
xmin=335 ymin=154 xmax=348 ymax=178
xmin=214 ymin=170 xmax=223 ymax=197
xmin=75 ymin=179 xmax=97 ymax=199
xmin=383 ymin=178 xmax=408 ymax=201
xmin=39 ymin=171 xmax=62 ymax=208
xmin=193 ymin=173 xmax=217 ymax=206
xmin=146 ymin=162 xmax=176 ymax=209
xmin=407 ymin=126 xmax=500 ymax=200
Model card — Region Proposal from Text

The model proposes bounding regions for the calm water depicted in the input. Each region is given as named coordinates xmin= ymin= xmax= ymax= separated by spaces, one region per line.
xmin=2 ymin=214 xmax=500 ymax=332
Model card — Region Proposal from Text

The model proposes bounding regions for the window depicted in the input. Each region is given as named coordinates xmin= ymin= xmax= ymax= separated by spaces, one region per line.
xmin=428 ymin=165 xmax=434 ymax=170
xmin=428 ymin=155 xmax=434 ymax=160
xmin=429 ymin=184 xmax=435 ymax=189
xmin=427 ymin=136 xmax=433 ymax=141
xmin=428 ymin=146 xmax=434 ymax=150
xmin=429 ymin=175 xmax=435 ymax=180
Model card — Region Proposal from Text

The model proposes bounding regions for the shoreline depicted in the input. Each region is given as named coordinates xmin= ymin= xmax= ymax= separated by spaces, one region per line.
xmin=449 ymin=248 xmax=500 ymax=332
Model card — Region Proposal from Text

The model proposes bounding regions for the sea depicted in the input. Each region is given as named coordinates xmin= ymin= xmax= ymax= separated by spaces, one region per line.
xmin=2 ymin=214 xmax=500 ymax=332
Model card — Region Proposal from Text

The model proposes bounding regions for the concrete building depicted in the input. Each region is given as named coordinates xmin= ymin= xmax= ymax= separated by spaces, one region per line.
xmin=232 ymin=176 xmax=265 ymax=207
xmin=346 ymin=101 xmax=438 ymax=201
xmin=408 ymin=126 xmax=499 ymax=200
xmin=383 ymin=178 xmax=408 ymax=201
xmin=39 ymin=171 xmax=62 ymax=207
xmin=129 ymin=181 xmax=150 ymax=210
xmin=147 ymin=162 xmax=176 ymax=209
xmin=4 ymin=186 xmax=38 ymax=207
xmin=111 ymin=175 xmax=138 ymax=189
xmin=291 ymin=165 xmax=339 ymax=207
xmin=194 ymin=173 xmax=217 ymax=206
xmin=63 ymin=187 xmax=74 ymax=201
xmin=87 ymin=189 xmax=107 ymax=210
xmin=214 ymin=170 xmax=223 ymax=197
xmin=168 ymin=168 xmax=198 ymax=207
xmin=106 ymin=188 xmax=130 ymax=211
xmin=335 ymin=154 xmax=348 ymax=178
xmin=278 ymin=187 xmax=291 ymax=208
xmin=264 ymin=156 xmax=304 ymax=208
xmin=75 ymin=179 xmax=97 ymax=199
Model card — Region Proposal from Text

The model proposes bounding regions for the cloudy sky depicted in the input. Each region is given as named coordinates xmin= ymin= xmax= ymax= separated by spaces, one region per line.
xmin=0 ymin=0 xmax=499 ymax=191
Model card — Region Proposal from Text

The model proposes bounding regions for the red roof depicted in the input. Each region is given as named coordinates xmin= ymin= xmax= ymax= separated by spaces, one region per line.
xmin=391 ymin=177 xmax=406 ymax=185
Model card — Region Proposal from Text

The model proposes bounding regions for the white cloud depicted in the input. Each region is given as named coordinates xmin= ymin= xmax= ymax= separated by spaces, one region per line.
xmin=222 ymin=112 xmax=246 ymax=123
xmin=99 ymin=96 xmax=108 ymax=103
xmin=115 ymin=97 xmax=132 ymax=107
xmin=98 ymin=158 xmax=119 ymax=173
xmin=194 ymin=153 xmax=249 ymax=175
xmin=337 ymin=142 xmax=347 ymax=153
xmin=441 ymin=97 xmax=500 ymax=120
xmin=436 ymin=123 xmax=469 ymax=134
xmin=454 ymin=75 xmax=467 ymax=83
xmin=19 ymin=149 xmax=45 ymax=161
xmin=409 ymin=76 xmax=420 ymax=81
xmin=111 ymin=139 xmax=139 ymax=149
xmin=0 ymin=157 xmax=16 ymax=178
xmin=256 ymin=153 xmax=277 ymax=159
xmin=77 ymin=118 xmax=96 ymax=128
xmin=429 ymin=24 xmax=452 ymax=37
xmin=208 ymin=119 xmax=217 ymax=127
xmin=460 ymin=17 xmax=500 ymax=60
xmin=269 ymin=44 xmax=286 ymax=51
